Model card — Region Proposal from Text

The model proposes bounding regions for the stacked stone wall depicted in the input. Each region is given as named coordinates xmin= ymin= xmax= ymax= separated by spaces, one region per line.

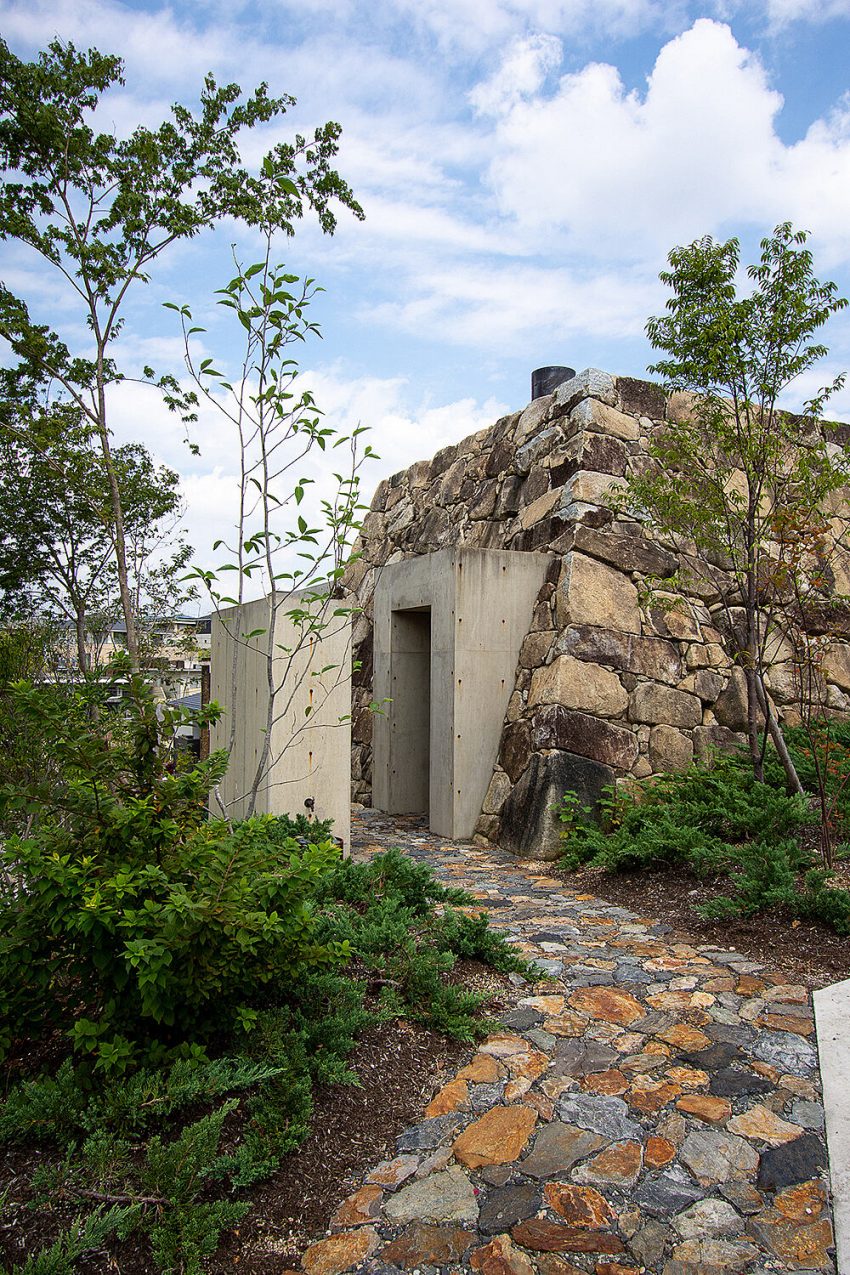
xmin=343 ymin=368 xmax=850 ymax=857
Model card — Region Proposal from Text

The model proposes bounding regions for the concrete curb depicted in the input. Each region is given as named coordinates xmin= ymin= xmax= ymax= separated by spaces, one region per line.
xmin=814 ymin=977 xmax=850 ymax=1274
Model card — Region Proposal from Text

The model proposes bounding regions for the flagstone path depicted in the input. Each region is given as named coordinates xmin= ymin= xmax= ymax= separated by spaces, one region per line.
xmin=299 ymin=810 xmax=836 ymax=1275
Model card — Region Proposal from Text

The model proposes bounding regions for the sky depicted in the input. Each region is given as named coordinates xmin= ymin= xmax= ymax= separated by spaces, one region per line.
xmin=2 ymin=0 xmax=850 ymax=594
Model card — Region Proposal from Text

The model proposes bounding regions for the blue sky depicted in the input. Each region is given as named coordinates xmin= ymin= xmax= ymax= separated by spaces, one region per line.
xmin=2 ymin=0 xmax=850 ymax=570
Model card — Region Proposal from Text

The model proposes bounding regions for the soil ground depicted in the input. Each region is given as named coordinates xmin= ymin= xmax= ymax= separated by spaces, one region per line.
xmin=557 ymin=861 xmax=850 ymax=991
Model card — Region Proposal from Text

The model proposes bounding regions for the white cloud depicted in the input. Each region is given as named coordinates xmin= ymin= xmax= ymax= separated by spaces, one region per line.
xmin=106 ymin=368 xmax=509 ymax=581
xmin=782 ymin=96 xmax=850 ymax=268
xmin=364 ymin=261 xmax=660 ymax=350
xmin=478 ymin=21 xmax=783 ymax=255
xmin=474 ymin=19 xmax=850 ymax=270
xmin=760 ymin=0 xmax=850 ymax=28
xmin=470 ymin=34 xmax=563 ymax=117
xmin=388 ymin=0 xmax=675 ymax=55
xmin=0 ymin=0 xmax=238 ymax=85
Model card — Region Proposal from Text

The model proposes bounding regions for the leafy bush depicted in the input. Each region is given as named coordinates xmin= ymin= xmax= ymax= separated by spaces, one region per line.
xmin=698 ymin=837 xmax=802 ymax=920
xmin=0 ymin=671 xmax=348 ymax=1063
xmin=7 ymin=1206 xmax=140 ymax=1275
xmin=785 ymin=719 xmax=850 ymax=850
xmin=0 ymin=667 xmax=532 ymax=1271
xmin=557 ymin=742 xmax=850 ymax=932
xmin=314 ymin=848 xmax=535 ymax=1041
xmin=0 ymin=830 xmax=529 ymax=1271
xmin=797 ymin=869 xmax=850 ymax=934
xmin=263 ymin=810 xmax=335 ymax=844
xmin=559 ymin=751 xmax=807 ymax=875
xmin=317 ymin=844 xmax=471 ymax=913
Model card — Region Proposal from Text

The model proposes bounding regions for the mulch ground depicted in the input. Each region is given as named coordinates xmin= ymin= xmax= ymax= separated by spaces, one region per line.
xmin=210 ymin=961 xmax=515 ymax=1273
xmin=557 ymin=862 xmax=850 ymax=990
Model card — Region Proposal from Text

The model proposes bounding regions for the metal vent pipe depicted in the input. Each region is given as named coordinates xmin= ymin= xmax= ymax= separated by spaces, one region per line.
xmin=531 ymin=365 xmax=576 ymax=400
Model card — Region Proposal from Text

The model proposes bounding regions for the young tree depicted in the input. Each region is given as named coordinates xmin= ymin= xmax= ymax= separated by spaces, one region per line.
xmin=627 ymin=223 xmax=848 ymax=788
xmin=171 ymin=163 xmax=375 ymax=820
xmin=0 ymin=403 xmax=190 ymax=674
xmin=0 ymin=38 xmax=362 ymax=667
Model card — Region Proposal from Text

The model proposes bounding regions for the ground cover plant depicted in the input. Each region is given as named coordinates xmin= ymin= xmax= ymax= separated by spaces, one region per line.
xmin=0 ymin=671 xmax=531 ymax=1274
xmin=558 ymin=726 xmax=850 ymax=934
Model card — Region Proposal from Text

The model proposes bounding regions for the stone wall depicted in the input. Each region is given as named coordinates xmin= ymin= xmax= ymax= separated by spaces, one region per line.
xmin=343 ymin=368 xmax=850 ymax=857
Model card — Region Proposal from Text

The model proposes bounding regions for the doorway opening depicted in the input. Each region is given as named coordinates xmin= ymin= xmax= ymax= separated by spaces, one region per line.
xmin=389 ymin=607 xmax=431 ymax=814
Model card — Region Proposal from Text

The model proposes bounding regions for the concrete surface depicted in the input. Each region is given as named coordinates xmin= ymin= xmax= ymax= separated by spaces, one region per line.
xmin=814 ymin=976 xmax=850 ymax=1274
xmin=210 ymin=592 xmax=351 ymax=850
xmin=372 ymin=548 xmax=552 ymax=839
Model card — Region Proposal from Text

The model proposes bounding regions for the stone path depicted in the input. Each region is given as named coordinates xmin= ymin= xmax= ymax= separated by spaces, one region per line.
xmin=299 ymin=812 xmax=836 ymax=1275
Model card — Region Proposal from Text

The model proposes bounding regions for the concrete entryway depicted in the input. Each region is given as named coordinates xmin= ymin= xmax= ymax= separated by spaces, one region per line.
xmin=372 ymin=549 xmax=552 ymax=839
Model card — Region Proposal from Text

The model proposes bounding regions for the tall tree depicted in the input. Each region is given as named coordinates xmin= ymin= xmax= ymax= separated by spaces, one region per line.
xmin=0 ymin=38 xmax=361 ymax=666
xmin=627 ymin=223 xmax=848 ymax=788
xmin=0 ymin=402 xmax=190 ymax=673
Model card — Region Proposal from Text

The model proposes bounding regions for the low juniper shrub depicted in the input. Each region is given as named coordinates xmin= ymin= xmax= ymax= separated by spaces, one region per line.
xmin=557 ymin=744 xmax=850 ymax=930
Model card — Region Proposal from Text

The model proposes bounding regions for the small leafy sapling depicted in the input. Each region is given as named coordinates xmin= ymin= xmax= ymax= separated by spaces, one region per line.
xmin=169 ymin=154 xmax=376 ymax=819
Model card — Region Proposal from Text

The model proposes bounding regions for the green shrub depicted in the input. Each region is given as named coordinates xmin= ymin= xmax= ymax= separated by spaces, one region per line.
xmin=7 ymin=1205 xmax=140 ymax=1275
xmin=144 ymin=1102 xmax=249 ymax=1275
xmin=559 ymin=751 xmax=807 ymax=877
xmin=262 ymin=810 xmax=335 ymax=844
xmin=0 ymin=667 xmax=532 ymax=1272
xmin=797 ymin=869 xmax=850 ymax=934
xmin=314 ymin=849 xmax=536 ymax=1042
xmin=697 ymin=837 xmax=801 ymax=919
xmin=0 ymin=671 xmax=348 ymax=1063
xmin=557 ymin=742 xmax=850 ymax=932
xmin=317 ymin=845 xmax=471 ymax=912
xmin=785 ymin=719 xmax=850 ymax=845
xmin=0 ymin=1054 xmax=286 ymax=1149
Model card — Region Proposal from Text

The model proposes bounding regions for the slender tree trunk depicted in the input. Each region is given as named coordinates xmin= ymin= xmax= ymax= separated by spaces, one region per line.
xmin=744 ymin=511 xmax=764 ymax=781
xmin=96 ymin=360 xmax=139 ymax=668
xmin=744 ymin=664 xmax=764 ymax=781
xmin=753 ymin=676 xmax=804 ymax=795
xmin=74 ymin=608 xmax=89 ymax=675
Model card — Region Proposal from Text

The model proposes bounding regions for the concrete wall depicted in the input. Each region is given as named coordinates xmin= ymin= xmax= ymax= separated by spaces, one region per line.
xmin=814 ymin=977 xmax=850 ymax=1274
xmin=373 ymin=549 xmax=552 ymax=838
xmin=210 ymin=594 xmax=351 ymax=850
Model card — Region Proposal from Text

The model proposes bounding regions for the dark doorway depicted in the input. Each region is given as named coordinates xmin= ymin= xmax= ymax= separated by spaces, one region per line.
xmin=389 ymin=607 xmax=432 ymax=814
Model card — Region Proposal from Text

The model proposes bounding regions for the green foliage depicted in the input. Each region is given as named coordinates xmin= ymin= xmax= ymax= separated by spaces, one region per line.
xmin=0 ymin=833 xmax=529 ymax=1271
xmin=797 ymin=869 xmax=850 ymax=935
xmin=0 ymin=36 xmax=362 ymax=661
xmin=0 ymin=1054 xmax=286 ymax=1149
xmin=431 ymin=907 xmax=536 ymax=976
xmin=559 ymin=742 xmax=850 ymax=932
xmin=144 ymin=1102 xmax=249 ymax=1275
xmin=629 ymin=222 xmax=848 ymax=788
xmin=785 ymin=719 xmax=850 ymax=844
xmin=698 ymin=838 xmax=802 ymax=920
xmin=7 ymin=1206 xmax=140 ymax=1275
xmin=263 ymin=810 xmax=335 ymax=844
xmin=314 ymin=849 xmax=536 ymax=1042
xmin=0 ymin=404 xmax=191 ymax=667
xmin=0 ymin=669 xmax=348 ymax=1062
xmin=318 ymin=845 xmax=472 ymax=913
xmin=559 ymin=751 xmax=807 ymax=875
